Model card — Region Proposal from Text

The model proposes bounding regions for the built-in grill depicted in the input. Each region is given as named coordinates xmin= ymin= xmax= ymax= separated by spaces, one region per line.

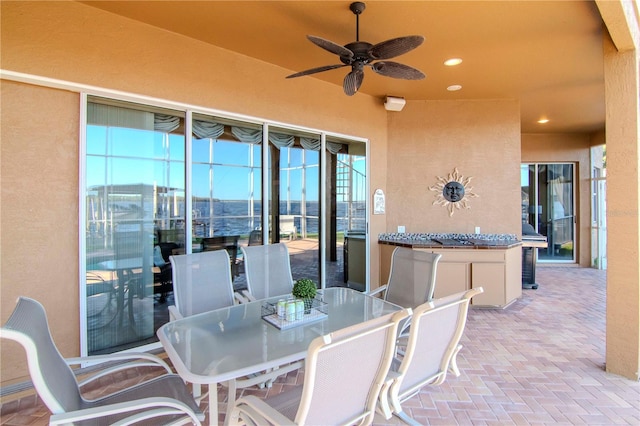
xmin=521 ymin=223 xmax=548 ymax=289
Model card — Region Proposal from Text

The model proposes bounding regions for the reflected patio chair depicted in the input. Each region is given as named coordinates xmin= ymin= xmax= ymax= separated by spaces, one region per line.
xmin=202 ymin=235 xmax=240 ymax=278
xmin=0 ymin=297 xmax=203 ymax=425
xmin=85 ymin=271 xmax=117 ymax=330
xmin=228 ymin=308 xmax=412 ymax=426
xmin=153 ymin=242 xmax=179 ymax=303
xmin=279 ymin=215 xmax=297 ymax=241
xmin=248 ymin=229 xmax=263 ymax=246
xmin=378 ymin=288 xmax=483 ymax=425
xmin=370 ymin=246 xmax=442 ymax=309
xmin=240 ymin=243 xmax=294 ymax=302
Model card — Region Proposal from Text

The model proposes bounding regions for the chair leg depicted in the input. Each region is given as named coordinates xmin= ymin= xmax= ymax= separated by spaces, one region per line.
xmin=394 ymin=410 xmax=422 ymax=426
xmin=225 ymin=379 xmax=239 ymax=421
xmin=192 ymin=383 xmax=202 ymax=400
xmin=448 ymin=344 xmax=463 ymax=377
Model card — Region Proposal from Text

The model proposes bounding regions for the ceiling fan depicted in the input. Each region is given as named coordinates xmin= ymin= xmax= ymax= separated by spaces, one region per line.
xmin=286 ymin=1 xmax=425 ymax=96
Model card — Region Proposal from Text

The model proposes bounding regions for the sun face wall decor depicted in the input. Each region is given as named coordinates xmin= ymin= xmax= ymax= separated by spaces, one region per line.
xmin=429 ymin=167 xmax=479 ymax=216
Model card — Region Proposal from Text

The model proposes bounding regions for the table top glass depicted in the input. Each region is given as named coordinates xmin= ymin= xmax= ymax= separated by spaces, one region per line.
xmin=157 ymin=287 xmax=401 ymax=384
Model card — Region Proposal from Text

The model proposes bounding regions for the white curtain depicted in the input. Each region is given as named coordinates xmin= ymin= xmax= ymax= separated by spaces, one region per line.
xmin=232 ymin=126 xmax=263 ymax=144
xmin=269 ymin=133 xmax=295 ymax=149
xmin=192 ymin=119 xmax=225 ymax=139
xmin=326 ymin=142 xmax=343 ymax=154
xmin=300 ymin=137 xmax=320 ymax=151
xmin=154 ymin=114 xmax=181 ymax=133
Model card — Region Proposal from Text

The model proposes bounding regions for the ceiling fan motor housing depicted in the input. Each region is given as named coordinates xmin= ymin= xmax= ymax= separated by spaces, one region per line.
xmin=341 ymin=42 xmax=374 ymax=65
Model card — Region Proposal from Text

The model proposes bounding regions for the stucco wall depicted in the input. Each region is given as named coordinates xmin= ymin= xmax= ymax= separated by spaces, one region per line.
xmin=0 ymin=81 xmax=81 ymax=379
xmin=521 ymin=133 xmax=592 ymax=266
xmin=386 ymin=100 xmax=522 ymax=235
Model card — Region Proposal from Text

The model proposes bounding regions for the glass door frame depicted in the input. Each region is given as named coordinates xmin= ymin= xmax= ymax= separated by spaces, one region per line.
xmin=521 ymin=162 xmax=577 ymax=263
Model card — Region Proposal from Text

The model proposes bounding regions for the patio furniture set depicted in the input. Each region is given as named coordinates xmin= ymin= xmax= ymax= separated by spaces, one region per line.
xmin=1 ymin=245 xmax=481 ymax=425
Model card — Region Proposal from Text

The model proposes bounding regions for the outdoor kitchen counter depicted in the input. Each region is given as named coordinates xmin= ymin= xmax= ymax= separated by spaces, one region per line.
xmin=378 ymin=233 xmax=522 ymax=308
xmin=378 ymin=233 xmax=522 ymax=249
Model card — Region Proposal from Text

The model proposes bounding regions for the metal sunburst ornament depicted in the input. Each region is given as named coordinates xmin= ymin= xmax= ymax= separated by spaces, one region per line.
xmin=429 ymin=167 xmax=479 ymax=216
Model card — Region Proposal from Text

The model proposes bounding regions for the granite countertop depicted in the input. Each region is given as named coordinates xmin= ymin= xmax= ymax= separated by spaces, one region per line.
xmin=378 ymin=233 xmax=521 ymax=249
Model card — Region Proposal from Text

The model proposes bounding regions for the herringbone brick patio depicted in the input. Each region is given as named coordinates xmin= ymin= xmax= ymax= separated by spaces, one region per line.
xmin=2 ymin=266 xmax=639 ymax=425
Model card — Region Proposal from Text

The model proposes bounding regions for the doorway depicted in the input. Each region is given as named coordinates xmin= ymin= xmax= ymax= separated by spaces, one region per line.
xmin=521 ymin=163 xmax=576 ymax=262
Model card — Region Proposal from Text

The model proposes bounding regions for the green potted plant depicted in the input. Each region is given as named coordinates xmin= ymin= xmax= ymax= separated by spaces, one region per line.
xmin=292 ymin=278 xmax=317 ymax=313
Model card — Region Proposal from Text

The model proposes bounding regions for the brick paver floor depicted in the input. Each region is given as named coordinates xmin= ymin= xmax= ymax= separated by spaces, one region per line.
xmin=2 ymin=266 xmax=639 ymax=425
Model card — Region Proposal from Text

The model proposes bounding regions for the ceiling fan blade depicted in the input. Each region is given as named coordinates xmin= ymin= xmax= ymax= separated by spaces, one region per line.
xmin=369 ymin=35 xmax=425 ymax=60
xmin=307 ymin=35 xmax=354 ymax=59
xmin=371 ymin=61 xmax=426 ymax=80
xmin=286 ymin=64 xmax=348 ymax=79
xmin=343 ymin=69 xmax=364 ymax=96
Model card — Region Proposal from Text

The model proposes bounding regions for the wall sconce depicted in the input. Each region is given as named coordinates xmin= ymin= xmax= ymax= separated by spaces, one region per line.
xmin=384 ymin=96 xmax=406 ymax=112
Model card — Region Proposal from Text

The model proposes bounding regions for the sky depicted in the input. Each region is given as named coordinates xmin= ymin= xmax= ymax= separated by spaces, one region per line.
xmin=86 ymin=126 xmax=335 ymax=201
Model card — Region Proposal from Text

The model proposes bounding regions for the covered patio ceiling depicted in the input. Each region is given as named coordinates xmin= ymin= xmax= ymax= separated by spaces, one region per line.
xmin=80 ymin=0 xmax=606 ymax=134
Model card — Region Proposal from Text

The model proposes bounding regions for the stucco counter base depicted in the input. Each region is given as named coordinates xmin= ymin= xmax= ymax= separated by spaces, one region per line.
xmin=379 ymin=238 xmax=523 ymax=308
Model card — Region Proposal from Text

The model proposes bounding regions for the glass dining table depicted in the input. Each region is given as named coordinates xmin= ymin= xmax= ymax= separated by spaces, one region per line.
xmin=156 ymin=287 xmax=402 ymax=425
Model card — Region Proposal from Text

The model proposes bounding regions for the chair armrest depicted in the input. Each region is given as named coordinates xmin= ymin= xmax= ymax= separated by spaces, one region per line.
xmin=229 ymin=395 xmax=293 ymax=426
xmin=65 ymin=353 xmax=173 ymax=387
xmin=236 ymin=289 xmax=257 ymax=303
xmin=367 ymin=285 xmax=388 ymax=298
xmin=48 ymin=396 xmax=203 ymax=425
xmin=234 ymin=291 xmax=251 ymax=304
xmin=168 ymin=305 xmax=183 ymax=321
xmin=378 ymin=370 xmax=402 ymax=419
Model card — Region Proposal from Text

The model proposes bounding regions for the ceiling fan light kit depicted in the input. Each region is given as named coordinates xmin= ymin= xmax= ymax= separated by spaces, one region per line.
xmin=286 ymin=1 xmax=425 ymax=97
xmin=384 ymin=96 xmax=406 ymax=111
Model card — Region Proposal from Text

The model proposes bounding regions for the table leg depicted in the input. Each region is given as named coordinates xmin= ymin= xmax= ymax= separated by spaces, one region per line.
xmin=208 ymin=383 xmax=218 ymax=426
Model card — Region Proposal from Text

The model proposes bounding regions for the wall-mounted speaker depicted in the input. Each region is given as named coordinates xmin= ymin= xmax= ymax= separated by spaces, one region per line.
xmin=384 ymin=96 xmax=406 ymax=111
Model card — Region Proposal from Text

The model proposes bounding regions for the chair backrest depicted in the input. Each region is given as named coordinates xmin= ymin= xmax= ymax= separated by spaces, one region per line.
xmin=170 ymin=250 xmax=235 ymax=317
xmin=248 ymin=229 xmax=263 ymax=246
xmin=295 ymin=308 xmax=411 ymax=425
xmin=240 ymin=243 xmax=294 ymax=300
xmin=385 ymin=247 xmax=442 ymax=308
xmin=392 ymin=288 xmax=483 ymax=400
xmin=0 ymin=297 xmax=84 ymax=414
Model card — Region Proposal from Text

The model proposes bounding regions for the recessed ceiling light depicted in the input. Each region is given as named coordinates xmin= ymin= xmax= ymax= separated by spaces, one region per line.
xmin=537 ymin=118 xmax=550 ymax=124
xmin=447 ymin=85 xmax=462 ymax=91
xmin=444 ymin=58 xmax=463 ymax=66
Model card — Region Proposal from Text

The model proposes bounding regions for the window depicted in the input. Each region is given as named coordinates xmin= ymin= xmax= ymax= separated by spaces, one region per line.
xmin=82 ymin=96 xmax=368 ymax=355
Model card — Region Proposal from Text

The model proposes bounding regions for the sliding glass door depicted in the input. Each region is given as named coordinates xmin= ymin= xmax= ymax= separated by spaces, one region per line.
xmin=85 ymin=97 xmax=185 ymax=354
xmin=268 ymin=127 xmax=321 ymax=285
xmin=327 ymin=137 xmax=367 ymax=290
xmin=82 ymin=96 xmax=369 ymax=355
xmin=521 ymin=163 xmax=575 ymax=262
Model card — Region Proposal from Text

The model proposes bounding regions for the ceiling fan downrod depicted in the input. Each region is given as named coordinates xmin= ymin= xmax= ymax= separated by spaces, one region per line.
xmin=350 ymin=2 xmax=366 ymax=42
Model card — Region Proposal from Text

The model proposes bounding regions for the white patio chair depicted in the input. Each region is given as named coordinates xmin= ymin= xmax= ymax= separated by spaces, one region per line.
xmin=168 ymin=249 xmax=242 ymax=321
xmin=378 ymin=287 xmax=483 ymax=425
xmin=237 ymin=242 xmax=301 ymax=392
xmin=169 ymin=249 xmax=253 ymax=406
xmin=227 ymin=307 xmax=412 ymax=426
xmin=370 ymin=246 xmax=442 ymax=309
xmin=239 ymin=243 xmax=294 ymax=302
xmin=0 ymin=297 xmax=203 ymax=425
